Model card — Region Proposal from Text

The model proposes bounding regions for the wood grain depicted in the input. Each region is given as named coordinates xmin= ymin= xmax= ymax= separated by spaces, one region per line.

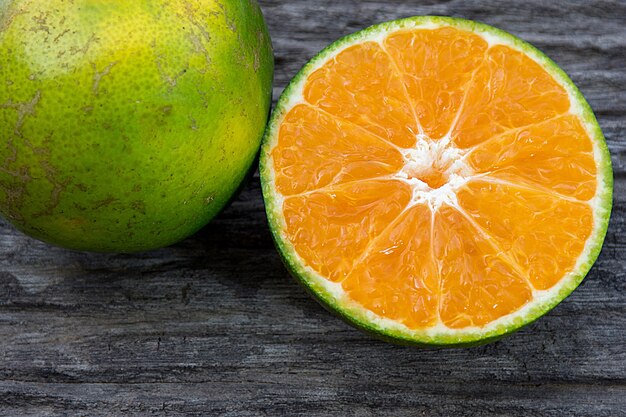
xmin=1 ymin=0 xmax=625 ymax=415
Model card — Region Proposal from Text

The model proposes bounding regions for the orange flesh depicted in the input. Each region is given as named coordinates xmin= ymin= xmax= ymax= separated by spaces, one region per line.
xmin=271 ymin=27 xmax=597 ymax=329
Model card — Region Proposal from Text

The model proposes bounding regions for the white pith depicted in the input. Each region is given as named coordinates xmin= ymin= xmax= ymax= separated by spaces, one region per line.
xmin=395 ymin=133 xmax=472 ymax=211
xmin=262 ymin=17 xmax=612 ymax=343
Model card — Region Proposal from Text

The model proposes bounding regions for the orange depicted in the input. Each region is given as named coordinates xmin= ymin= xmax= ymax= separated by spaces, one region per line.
xmin=260 ymin=17 xmax=612 ymax=345
xmin=0 ymin=0 xmax=273 ymax=252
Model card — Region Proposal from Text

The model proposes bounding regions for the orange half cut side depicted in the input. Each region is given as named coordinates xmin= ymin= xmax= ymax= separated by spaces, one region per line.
xmin=260 ymin=17 xmax=612 ymax=346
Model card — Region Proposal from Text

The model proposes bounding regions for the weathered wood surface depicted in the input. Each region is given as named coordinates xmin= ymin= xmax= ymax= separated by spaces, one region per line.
xmin=1 ymin=0 xmax=625 ymax=415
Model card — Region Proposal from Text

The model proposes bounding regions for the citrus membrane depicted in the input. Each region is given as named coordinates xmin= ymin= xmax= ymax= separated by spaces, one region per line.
xmin=260 ymin=17 xmax=612 ymax=345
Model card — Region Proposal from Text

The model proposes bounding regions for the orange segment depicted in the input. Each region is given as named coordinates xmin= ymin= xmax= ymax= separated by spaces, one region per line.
xmin=452 ymin=45 xmax=570 ymax=148
xmin=342 ymin=204 xmax=439 ymax=328
xmin=434 ymin=206 xmax=533 ymax=328
xmin=283 ymin=180 xmax=411 ymax=282
xmin=303 ymin=42 xmax=419 ymax=148
xmin=466 ymin=115 xmax=597 ymax=200
xmin=457 ymin=180 xmax=593 ymax=290
xmin=384 ymin=27 xmax=488 ymax=139
xmin=272 ymin=104 xmax=404 ymax=196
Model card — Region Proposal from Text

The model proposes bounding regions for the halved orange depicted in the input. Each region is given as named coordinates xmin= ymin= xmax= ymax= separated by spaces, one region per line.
xmin=260 ymin=17 xmax=613 ymax=346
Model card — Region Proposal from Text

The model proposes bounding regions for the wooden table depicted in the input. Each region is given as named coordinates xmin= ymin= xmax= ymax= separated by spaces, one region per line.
xmin=1 ymin=1 xmax=624 ymax=415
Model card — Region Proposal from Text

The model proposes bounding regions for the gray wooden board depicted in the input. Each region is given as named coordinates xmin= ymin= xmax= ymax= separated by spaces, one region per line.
xmin=1 ymin=0 xmax=625 ymax=416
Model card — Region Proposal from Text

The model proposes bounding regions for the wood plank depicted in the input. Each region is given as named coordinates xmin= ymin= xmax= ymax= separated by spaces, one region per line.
xmin=0 ymin=381 xmax=623 ymax=417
